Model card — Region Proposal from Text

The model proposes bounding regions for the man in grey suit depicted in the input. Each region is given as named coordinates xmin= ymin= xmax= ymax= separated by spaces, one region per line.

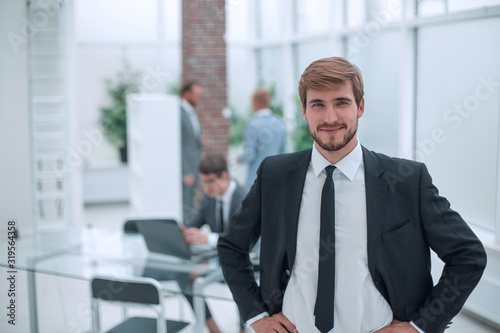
xmin=181 ymin=154 xmax=248 ymax=333
xmin=238 ymin=87 xmax=287 ymax=188
xmin=180 ymin=81 xmax=204 ymax=223
xmin=218 ymin=57 xmax=486 ymax=333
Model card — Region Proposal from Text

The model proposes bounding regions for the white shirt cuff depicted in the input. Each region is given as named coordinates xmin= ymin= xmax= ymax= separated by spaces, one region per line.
xmin=207 ymin=232 xmax=219 ymax=248
xmin=246 ymin=312 xmax=270 ymax=327
xmin=410 ymin=321 xmax=426 ymax=333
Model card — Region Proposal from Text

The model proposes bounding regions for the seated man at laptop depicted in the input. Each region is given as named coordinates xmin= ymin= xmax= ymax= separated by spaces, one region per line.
xmin=183 ymin=154 xmax=248 ymax=248
xmin=181 ymin=154 xmax=248 ymax=333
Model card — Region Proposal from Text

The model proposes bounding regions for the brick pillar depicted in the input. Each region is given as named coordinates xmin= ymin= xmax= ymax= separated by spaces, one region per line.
xmin=182 ymin=0 xmax=228 ymax=157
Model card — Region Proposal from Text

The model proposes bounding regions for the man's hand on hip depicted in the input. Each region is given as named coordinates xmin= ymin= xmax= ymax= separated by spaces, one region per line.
xmin=374 ymin=319 xmax=419 ymax=332
xmin=251 ymin=313 xmax=297 ymax=333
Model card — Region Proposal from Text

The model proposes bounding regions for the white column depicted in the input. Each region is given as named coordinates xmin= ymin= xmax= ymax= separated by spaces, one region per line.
xmin=282 ymin=0 xmax=296 ymax=150
xmin=0 ymin=1 xmax=34 ymax=235
xmin=397 ymin=0 xmax=417 ymax=159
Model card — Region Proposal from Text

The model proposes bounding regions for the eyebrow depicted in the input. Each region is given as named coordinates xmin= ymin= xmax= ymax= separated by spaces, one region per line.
xmin=307 ymin=96 xmax=353 ymax=104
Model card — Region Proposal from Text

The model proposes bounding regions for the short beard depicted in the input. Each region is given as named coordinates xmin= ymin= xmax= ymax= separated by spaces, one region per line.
xmin=309 ymin=119 xmax=358 ymax=152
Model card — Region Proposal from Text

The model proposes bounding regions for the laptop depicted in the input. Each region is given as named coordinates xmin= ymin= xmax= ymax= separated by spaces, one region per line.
xmin=135 ymin=219 xmax=217 ymax=262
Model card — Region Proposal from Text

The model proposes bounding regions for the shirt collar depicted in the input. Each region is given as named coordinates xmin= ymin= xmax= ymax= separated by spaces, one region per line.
xmin=217 ymin=179 xmax=236 ymax=203
xmin=255 ymin=108 xmax=272 ymax=116
xmin=311 ymin=141 xmax=363 ymax=181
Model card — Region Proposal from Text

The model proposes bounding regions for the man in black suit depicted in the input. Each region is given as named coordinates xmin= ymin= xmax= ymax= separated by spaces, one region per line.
xmin=181 ymin=154 xmax=248 ymax=333
xmin=217 ymin=57 xmax=486 ymax=333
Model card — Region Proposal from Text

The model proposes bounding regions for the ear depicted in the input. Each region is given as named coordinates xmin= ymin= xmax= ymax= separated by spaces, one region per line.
xmin=302 ymin=104 xmax=307 ymax=120
xmin=357 ymin=98 xmax=365 ymax=118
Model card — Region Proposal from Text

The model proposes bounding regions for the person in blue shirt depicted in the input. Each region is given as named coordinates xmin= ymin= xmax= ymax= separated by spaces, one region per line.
xmin=238 ymin=88 xmax=287 ymax=188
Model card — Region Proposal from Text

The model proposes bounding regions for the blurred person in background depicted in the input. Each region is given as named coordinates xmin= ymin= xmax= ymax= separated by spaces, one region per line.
xmin=180 ymin=81 xmax=204 ymax=222
xmin=238 ymin=87 xmax=287 ymax=188
xmin=181 ymin=154 xmax=248 ymax=333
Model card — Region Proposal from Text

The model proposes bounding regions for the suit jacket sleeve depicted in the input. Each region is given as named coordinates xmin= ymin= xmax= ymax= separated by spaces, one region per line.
xmin=218 ymin=165 xmax=265 ymax=320
xmin=187 ymin=195 xmax=209 ymax=229
xmin=230 ymin=183 xmax=249 ymax=216
xmin=180 ymin=107 xmax=201 ymax=177
xmin=411 ymin=164 xmax=486 ymax=332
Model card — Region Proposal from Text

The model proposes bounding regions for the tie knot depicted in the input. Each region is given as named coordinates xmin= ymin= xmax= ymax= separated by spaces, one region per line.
xmin=325 ymin=165 xmax=335 ymax=178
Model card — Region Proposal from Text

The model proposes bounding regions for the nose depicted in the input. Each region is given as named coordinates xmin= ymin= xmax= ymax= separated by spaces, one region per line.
xmin=324 ymin=105 xmax=338 ymax=123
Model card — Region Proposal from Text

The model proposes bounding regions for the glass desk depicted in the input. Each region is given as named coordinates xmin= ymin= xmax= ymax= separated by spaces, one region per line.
xmin=0 ymin=226 xmax=229 ymax=333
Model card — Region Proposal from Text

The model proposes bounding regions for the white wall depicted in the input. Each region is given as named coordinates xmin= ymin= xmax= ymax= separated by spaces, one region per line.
xmin=0 ymin=1 xmax=34 ymax=236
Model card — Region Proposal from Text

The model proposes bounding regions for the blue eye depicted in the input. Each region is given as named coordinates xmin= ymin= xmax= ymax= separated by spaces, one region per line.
xmin=312 ymin=103 xmax=324 ymax=107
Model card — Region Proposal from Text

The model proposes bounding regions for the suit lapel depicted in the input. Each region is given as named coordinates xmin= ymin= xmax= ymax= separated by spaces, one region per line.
xmin=362 ymin=147 xmax=388 ymax=276
xmin=284 ymin=149 xmax=312 ymax=270
xmin=281 ymin=147 xmax=387 ymax=274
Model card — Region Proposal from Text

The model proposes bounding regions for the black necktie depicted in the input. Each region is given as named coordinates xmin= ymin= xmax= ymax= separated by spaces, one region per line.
xmin=218 ymin=200 xmax=225 ymax=232
xmin=314 ymin=165 xmax=335 ymax=333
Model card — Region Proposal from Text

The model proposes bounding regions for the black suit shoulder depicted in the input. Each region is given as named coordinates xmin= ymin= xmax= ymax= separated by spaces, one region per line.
xmin=259 ymin=149 xmax=312 ymax=178
xmin=363 ymin=146 xmax=422 ymax=170
xmin=362 ymin=146 xmax=426 ymax=191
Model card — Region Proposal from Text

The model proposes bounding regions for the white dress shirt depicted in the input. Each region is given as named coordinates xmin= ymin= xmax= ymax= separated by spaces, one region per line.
xmin=281 ymin=141 xmax=393 ymax=332
xmin=207 ymin=180 xmax=236 ymax=247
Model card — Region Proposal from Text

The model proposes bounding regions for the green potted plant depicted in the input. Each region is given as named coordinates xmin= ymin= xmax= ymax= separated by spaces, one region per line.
xmin=99 ymin=60 xmax=141 ymax=163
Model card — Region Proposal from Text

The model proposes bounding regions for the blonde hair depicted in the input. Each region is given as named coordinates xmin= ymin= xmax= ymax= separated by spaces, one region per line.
xmin=298 ymin=57 xmax=364 ymax=107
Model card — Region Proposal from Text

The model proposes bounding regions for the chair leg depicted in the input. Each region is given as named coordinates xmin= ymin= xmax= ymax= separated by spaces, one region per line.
xmin=179 ymin=294 xmax=184 ymax=320
xmin=90 ymin=300 xmax=100 ymax=333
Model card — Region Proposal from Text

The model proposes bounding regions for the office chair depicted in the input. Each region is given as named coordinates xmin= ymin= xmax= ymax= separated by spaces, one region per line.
xmin=123 ymin=218 xmax=139 ymax=234
xmin=122 ymin=217 xmax=187 ymax=320
xmin=123 ymin=217 xmax=179 ymax=234
xmin=90 ymin=275 xmax=192 ymax=333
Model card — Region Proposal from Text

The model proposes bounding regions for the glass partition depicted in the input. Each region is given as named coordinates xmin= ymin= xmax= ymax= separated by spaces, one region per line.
xmin=256 ymin=47 xmax=285 ymax=100
xmin=256 ymin=0 xmax=282 ymax=40
xmin=349 ymin=30 xmax=402 ymax=157
xmin=294 ymin=0 xmax=329 ymax=34
xmin=416 ymin=17 xmax=500 ymax=231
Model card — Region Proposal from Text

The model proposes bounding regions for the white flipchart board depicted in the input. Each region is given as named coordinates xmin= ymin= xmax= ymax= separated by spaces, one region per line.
xmin=126 ymin=93 xmax=182 ymax=221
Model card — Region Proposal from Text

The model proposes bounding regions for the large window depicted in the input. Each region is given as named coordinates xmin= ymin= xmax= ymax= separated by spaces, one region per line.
xmin=350 ymin=30 xmax=402 ymax=157
xmin=256 ymin=47 xmax=285 ymax=100
xmin=416 ymin=17 xmax=500 ymax=231
xmin=256 ymin=0 xmax=282 ymax=41
xmin=294 ymin=0 xmax=330 ymax=34
xmin=419 ymin=0 xmax=500 ymax=16
xmin=228 ymin=0 xmax=500 ymax=242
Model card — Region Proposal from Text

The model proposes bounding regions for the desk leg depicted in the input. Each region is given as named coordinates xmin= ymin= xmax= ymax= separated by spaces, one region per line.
xmin=27 ymin=258 xmax=39 ymax=333
xmin=25 ymin=245 xmax=80 ymax=333
xmin=192 ymin=268 xmax=224 ymax=333
xmin=193 ymin=277 xmax=206 ymax=333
